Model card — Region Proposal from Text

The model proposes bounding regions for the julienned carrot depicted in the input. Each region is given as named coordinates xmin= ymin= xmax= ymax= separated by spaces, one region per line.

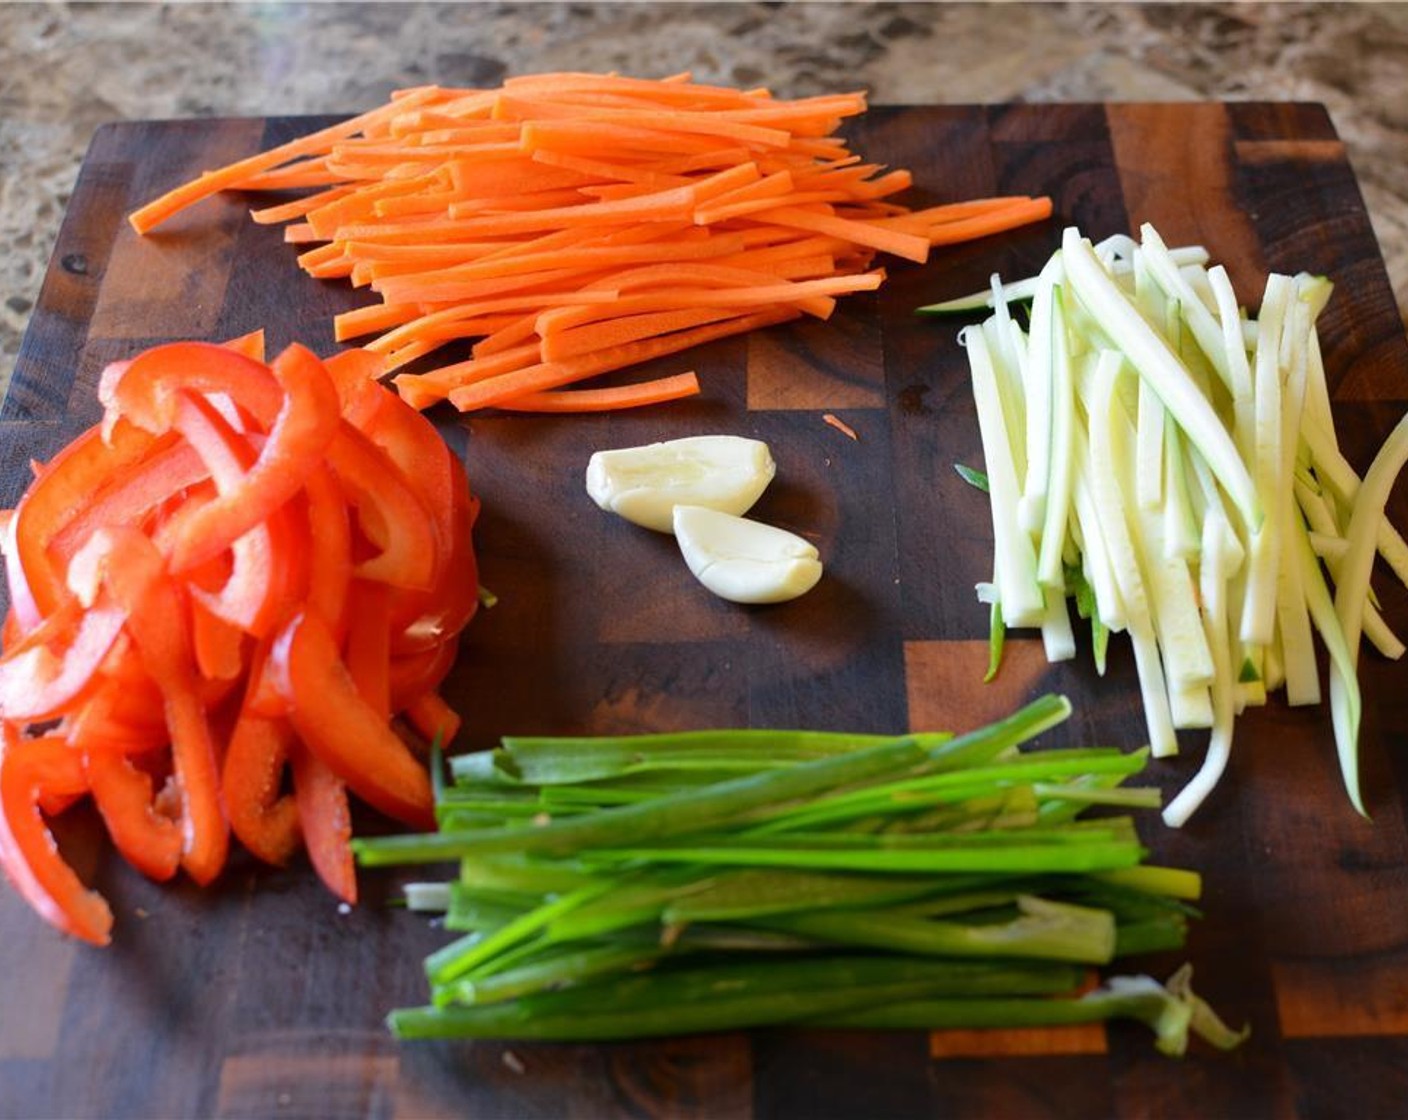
xmin=528 ymin=149 xmax=690 ymax=190
xmin=394 ymin=341 xmax=546 ymax=408
xmin=128 ymin=86 xmax=448 ymax=234
xmin=532 ymin=271 xmax=887 ymax=339
xmin=250 ymin=185 xmax=357 ymax=226
xmin=368 ymin=231 xmax=750 ymax=297
xmin=367 ymin=288 xmax=624 ymax=356
xmin=335 ymin=302 xmax=425 ymax=342
xmin=494 ymin=371 xmax=702 ymax=412
xmin=131 ymin=73 xmax=1053 ymax=412
xmin=232 ymin=162 xmax=346 ymax=192
xmin=924 ymin=198 xmax=1055 ymax=245
xmin=470 ymin=314 xmax=540 ymax=359
xmin=283 ymin=224 xmax=321 ymax=245
xmin=445 ymin=309 xmax=796 ymax=412
xmin=753 ymin=205 xmax=932 ymax=263
xmin=539 ymin=307 xmax=754 ymax=363
xmin=371 ymin=266 xmax=619 ymax=313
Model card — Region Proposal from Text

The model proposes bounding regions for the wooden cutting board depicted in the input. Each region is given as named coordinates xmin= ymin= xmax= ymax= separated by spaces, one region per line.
xmin=2 ymin=103 xmax=1407 ymax=1119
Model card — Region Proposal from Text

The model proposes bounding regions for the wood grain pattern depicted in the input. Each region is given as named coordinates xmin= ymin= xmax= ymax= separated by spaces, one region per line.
xmin=1 ymin=103 xmax=1407 ymax=1119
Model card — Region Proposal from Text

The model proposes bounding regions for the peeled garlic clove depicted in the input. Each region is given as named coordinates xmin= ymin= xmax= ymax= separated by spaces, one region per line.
xmin=585 ymin=435 xmax=775 ymax=533
xmin=673 ymin=505 xmax=823 ymax=604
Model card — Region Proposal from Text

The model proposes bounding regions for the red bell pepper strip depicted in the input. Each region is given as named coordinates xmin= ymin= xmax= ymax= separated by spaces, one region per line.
xmin=223 ymin=708 xmax=300 ymax=867
xmin=361 ymin=391 xmax=455 ymax=566
xmin=323 ymin=347 xmax=386 ymax=428
xmin=403 ymin=690 xmax=462 ymax=747
xmin=327 ymin=423 xmax=437 ymax=591
xmin=269 ymin=610 xmax=434 ymax=831
xmin=391 ymin=453 xmax=480 ymax=655
xmin=288 ymin=738 xmax=356 ymax=904
xmin=388 ymin=638 xmax=459 ymax=715
xmin=12 ymin=419 xmax=159 ymax=617
xmin=344 ymin=580 xmax=392 ymax=722
xmin=0 ymin=721 xmax=113 ymax=945
xmin=75 ymin=527 xmax=229 ymax=885
xmin=168 ymin=343 xmax=341 ymax=575
xmin=63 ymin=677 xmax=168 ymax=758
xmin=50 ymin=438 xmax=208 ymax=569
xmin=22 ymin=733 xmax=89 ymax=817
xmin=168 ymin=394 xmax=296 ymax=638
xmin=1 ymin=509 xmax=43 ymax=635
xmin=0 ymin=605 xmax=126 ymax=723
xmin=0 ymin=595 xmax=84 ymax=663
xmin=84 ymin=746 xmax=182 ymax=882
xmin=302 ymin=464 xmax=353 ymax=642
xmin=238 ymin=636 xmax=290 ymax=722
xmin=100 ymin=341 xmax=283 ymax=437
xmin=190 ymin=599 xmax=248 ymax=683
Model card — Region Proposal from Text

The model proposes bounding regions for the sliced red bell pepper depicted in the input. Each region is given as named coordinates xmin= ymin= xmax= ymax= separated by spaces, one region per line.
xmin=0 ymin=721 xmax=113 ymax=945
xmin=168 ymin=394 xmax=303 ymax=638
xmin=0 ymin=605 xmax=127 ymax=723
xmin=390 ymin=452 xmax=480 ymax=655
xmin=344 ymin=580 xmax=392 ymax=722
xmin=0 ymin=339 xmax=480 ymax=940
xmin=12 ymin=419 xmax=160 ymax=617
xmin=269 ymin=610 xmax=433 ymax=831
xmin=75 ymin=527 xmax=229 ymax=885
xmin=302 ymin=464 xmax=353 ymax=642
xmin=327 ymin=423 xmax=437 ymax=591
xmin=63 ymin=677 xmax=168 ymax=758
xmin=288 ymin=738 xmax=356 ymax=904
xmin=100 ymin=341 xmax=283 ymax=437
xmin=403 ymin=690 xmax=462 ymax=747
xmin=223 ymin=708 xmax=300 ymax=867
xmin=50 ymin=438 xmax=208 ymax=569
xmin=168 ymin=343 xmax=341 ymax=575
xmin=24 ymin=733 xmax=89 ymax=817
xmin=84 ymin=746 xmax=182 ymax=882
xmin=190 ymin=599 xmax=248 ymax=683
xmin=323 ymin=347 xmax=386 ymax=428
xmin=1 ymin=508 xmax=43 ymax=635
xmin=361 ymin=390 xmax=455 ymax=565
xmin=388 ymin=638 xmax=459 ymax=716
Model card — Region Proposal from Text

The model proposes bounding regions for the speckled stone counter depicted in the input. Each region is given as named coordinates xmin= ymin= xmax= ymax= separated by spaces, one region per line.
xmin=4 ymin=1 xmax=1407 ymax=394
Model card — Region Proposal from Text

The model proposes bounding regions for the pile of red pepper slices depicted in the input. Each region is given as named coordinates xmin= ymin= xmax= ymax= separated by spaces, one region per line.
xmin=0 ymin=334 xmax=479 ymax=944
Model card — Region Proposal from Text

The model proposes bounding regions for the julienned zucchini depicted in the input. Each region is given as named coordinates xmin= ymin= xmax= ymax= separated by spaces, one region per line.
xmin=929 ymin=222 xmax=1408 ymax=825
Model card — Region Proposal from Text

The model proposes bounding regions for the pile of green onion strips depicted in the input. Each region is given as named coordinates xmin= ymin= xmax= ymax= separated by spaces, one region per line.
xmin=354 ymin=695 xmax=1244 ymax=1054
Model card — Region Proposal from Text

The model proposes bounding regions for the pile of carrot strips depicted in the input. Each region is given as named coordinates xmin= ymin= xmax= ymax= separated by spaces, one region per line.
xmin=131 ymin=73 xmax=1052 ymax=414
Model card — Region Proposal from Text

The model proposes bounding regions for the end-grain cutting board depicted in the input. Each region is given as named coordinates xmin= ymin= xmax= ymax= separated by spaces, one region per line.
xmin=2 ymin=104 xmax=1407 ymax=1120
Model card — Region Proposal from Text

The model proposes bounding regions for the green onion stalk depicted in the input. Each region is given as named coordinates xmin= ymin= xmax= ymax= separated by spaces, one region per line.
xmin=356 ymin=694 xmax=1245 ymax=1055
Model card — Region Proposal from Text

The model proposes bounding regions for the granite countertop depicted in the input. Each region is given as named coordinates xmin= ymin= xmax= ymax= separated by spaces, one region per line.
xmin=3 ymin=1 xmax=1407 ymax=396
